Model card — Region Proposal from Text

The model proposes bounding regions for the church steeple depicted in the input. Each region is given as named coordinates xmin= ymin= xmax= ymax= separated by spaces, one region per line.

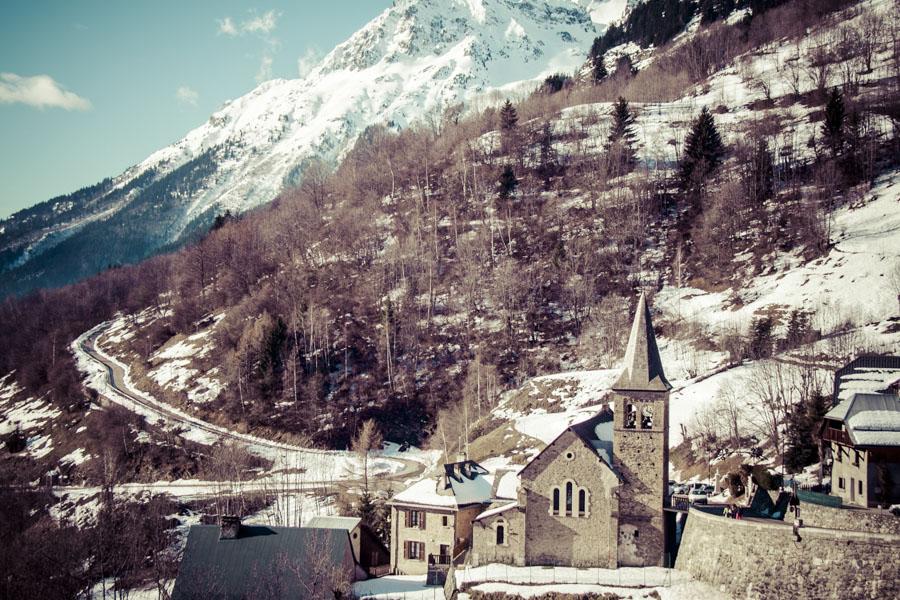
xmin=612 ymin=292 xmax=671 ymax=392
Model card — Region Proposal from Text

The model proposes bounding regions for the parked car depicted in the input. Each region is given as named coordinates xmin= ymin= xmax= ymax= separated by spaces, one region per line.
xmin=673 ymin=483 xmax=690 ymax=496
xmin=687 ymin=483 xmax=712 ymax=503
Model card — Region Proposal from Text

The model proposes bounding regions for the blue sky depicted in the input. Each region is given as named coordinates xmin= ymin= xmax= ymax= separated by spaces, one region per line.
xmin=0 ymin=1 xmax=389 ymax=218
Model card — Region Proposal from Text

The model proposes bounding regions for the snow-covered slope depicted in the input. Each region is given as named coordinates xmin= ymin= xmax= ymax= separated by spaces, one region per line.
xmin=0 ymin=0 xmax=628 ymax=296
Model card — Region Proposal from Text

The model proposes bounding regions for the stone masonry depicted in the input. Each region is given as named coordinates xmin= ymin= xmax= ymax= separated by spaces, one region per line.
xmin=519 ymin=429 xmax=620 ymax=568
xmin=676 ymin=507 xmax=900 ymax=600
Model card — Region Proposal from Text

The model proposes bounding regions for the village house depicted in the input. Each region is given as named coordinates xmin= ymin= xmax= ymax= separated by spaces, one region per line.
xmin=388 ymin=458 xmax=501 ymax=577
xmin=306 ymin=516 xmax=390 ymax=577
xmin=822 ymin=391 xmax=900 ymax=507
xmin=171 ymin=516 xmax=368 ymax=599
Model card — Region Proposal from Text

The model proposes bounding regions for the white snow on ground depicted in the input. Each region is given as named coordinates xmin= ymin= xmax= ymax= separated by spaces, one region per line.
xmin=495 ymin=370 xmax=618 ymax=445
xmin=466 ymin=581 xmax=730 ymax=600
xmin=354 ymin=575 xmax=445 ymax=600
xmin=60 ymin=447 xmax=91 ymax=466
xmin=0 ymin=395 xmax=60 ymax=435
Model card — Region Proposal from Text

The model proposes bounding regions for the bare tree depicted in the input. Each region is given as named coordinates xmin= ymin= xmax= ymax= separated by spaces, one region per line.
xmin=352 ymin=419 xmax=383 ymax=493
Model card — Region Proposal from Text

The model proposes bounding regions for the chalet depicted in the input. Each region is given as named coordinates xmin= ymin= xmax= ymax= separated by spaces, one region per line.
xmin=171 ymin=516 xmax=364 ymax=600
xmin=822 ymin=391 xmax=900 ymax=507
xmin=388 ymin=458 xmax=496 ymax=577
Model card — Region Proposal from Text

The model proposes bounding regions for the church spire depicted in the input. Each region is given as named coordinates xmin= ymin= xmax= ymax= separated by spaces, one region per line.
xmin=612 ymin=292 xmax=671 ymax=392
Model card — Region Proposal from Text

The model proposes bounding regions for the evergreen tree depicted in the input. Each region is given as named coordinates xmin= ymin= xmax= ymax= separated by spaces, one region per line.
xmin=784 ymin=392 xmax=829 ymax=473
xmin=500 ymin=99 xmax=518 ymax=132
xmin=749 ymin=316 xmax=774 ymax=359
xmin=498 ymin=165 xmax=518 ymax=199
xmin=607 ymin=97 xmax=637 ymax=172
xmin=357 ymin=490 xmax=390 ymax=543
xmin=592 ymin=53 xmax=608 ymax=83
xmin=822 ymin=87 xmax=845 ymax=160
xmin=680 ymin=106 xmax=725 ymax=191
xmin=536 ymin=124 xmax=559 ymax=187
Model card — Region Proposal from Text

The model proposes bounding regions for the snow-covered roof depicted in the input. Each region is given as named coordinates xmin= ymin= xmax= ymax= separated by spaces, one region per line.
xmin=474 ymin=501 xmax=518 ymax=522
xmin=306 ymin=516 xmax=361 ymax=531
xmin=391 ymin=460 xmax=494 ymax=508
xmin=390 ymin=478 xmax=458 ymax=508
xmin=826 ymin=392 xmax=900 ymax=447
xmin=495 ymin=471 xmax=519 ymax=500
xmin=569 ymin=406 xmax=615 ymax=465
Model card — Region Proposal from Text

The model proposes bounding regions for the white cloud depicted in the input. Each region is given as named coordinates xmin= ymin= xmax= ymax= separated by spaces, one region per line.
xmin=243 ymin=10 xmax=279 ymax=34
xmin=217 ymin=16 xmax=238 ymax=36
xmin=0 ymin=72 xmax=91 ymax=111
xmin=256 ymin=56 xmax=274 ymax=83
xmin=175 ymin=86 xmax=199 ymax=106
xmin=297 ymin=47 xmax=322 ymax=78
xmin=217 ymin=10 xmax=280 ymax=36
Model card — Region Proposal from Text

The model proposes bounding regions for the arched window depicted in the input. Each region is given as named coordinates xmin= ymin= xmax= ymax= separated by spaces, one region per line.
xmin=552 ymin=487 xmax=560 ymax=515
xmin=565 ymin=482 xmax=573 ymax=515
xmin=496 ymin=523 xmax=505 ymax=545
xmin=624 ymin=403 xmax=637 ymax=429
xmin=578 ymin=488 xmax=587 ymax=516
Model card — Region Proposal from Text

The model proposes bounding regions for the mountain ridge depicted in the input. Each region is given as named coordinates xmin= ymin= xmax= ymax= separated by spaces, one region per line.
xmin=0 ymin=0 xmax=629 ymax=297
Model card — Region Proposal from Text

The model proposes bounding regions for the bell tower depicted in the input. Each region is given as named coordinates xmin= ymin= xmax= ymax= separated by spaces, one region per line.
xmin=611 ymin=292 xmax=670 ymax=567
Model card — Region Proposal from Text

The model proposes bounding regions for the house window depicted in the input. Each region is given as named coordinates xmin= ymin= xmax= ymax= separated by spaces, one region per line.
xmin=578 ymin=489 xmax=587 ymax=516
xmin=552 ymin=487 xmax=560 ymax=515
xmin=406 ymin=510 xmax=426 ymax=529
xmin=858 ymin=480 xmax=863 ymax=495
xmin=442 ymin=515 xmax=449 ymax=527
xmin=624 ymin=403 xmax=637 ymax=429
xmin=838 ymin=477 xmax=845 ymax=490
xmin=496 ymin=521 xmax=506 ymax=545
xmin=853 ymin=451 xmax=860 ymax=467
xmin=565 ymin=482 xmax=574 ymax=516
xmin=835 ymin=446 xmax=842 ymax=462
xmin=405 ymin=541 xmax=425 ymax=560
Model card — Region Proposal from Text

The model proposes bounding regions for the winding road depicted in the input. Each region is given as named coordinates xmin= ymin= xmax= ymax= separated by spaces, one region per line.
xmin=65 ymin=319 xmax=428 ymax=499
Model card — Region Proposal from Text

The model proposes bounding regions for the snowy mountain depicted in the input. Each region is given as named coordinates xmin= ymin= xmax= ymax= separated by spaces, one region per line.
xmin=0 ymin=0 xmax=629 ymax=297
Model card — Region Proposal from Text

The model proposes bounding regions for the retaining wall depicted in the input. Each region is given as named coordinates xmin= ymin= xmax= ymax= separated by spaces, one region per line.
xmin=799 ymin=501 xmax=900 ymax=535
xmin=675 ymin=508 xmax=900 ymax=600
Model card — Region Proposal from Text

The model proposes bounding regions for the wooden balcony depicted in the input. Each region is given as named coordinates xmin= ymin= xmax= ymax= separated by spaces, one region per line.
xmin=822 ymin=427 xmax=851 ymax=446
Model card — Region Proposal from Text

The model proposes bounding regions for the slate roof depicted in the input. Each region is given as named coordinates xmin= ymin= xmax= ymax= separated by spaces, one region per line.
xmin=389 ymin=460 xmax=493 ymax=509
xmin=824 ymin=392 xmax=900 ymax=447
xmin=171 ymin=525 xmax=356 ymax=600
xmin=612 ymin=292 xmax=671 ymax=392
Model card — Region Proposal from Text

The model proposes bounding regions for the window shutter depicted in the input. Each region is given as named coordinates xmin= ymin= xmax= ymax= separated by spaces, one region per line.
xmin=420 ymin=511 xmax=426 ymax=530
xmin=419 ymin=542 xmax=425 ymax=560
xmin=405 ymin=510 xmax=411 ymax=527
xmin=404 ymin=541 xmax=409 ymax=559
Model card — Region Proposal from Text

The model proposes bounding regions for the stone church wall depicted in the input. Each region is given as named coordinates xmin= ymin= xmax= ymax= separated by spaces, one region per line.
xmin=676 ymin=507 xmax=900 ymax=600
xmin=520 ymin=431 xmax=620 ymax=568
xmin=471 ymin=506 xmax=526 ymax=566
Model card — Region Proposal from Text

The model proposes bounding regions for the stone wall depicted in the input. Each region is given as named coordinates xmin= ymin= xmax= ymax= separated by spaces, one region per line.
xmin=520 ymin=430 xmax=620 ymax=568
xmin=390 ymin=505 xmax=456 ymax=575
xmin=471 ymin=504 xmax=526 ymax=567
xmin=676 ymin=507 xmax=900 ymax=600
xmin=800 ymin=501 xmax=900 ymax=535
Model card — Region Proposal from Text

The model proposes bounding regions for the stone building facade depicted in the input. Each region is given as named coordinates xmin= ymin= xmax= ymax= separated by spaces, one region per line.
xmin=389 ymin=460 xmax=493 ymax=575
xmin=469 ymin=292 xmax=671 ymax=569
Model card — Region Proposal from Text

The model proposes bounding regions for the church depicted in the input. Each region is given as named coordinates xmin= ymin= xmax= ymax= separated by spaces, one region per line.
xmin=469 ymin=292 xmax=671 ymax=568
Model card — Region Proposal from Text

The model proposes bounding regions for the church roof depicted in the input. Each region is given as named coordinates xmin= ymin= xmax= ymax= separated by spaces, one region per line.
xmin=612 ymin=292 xmax=671 ymax=392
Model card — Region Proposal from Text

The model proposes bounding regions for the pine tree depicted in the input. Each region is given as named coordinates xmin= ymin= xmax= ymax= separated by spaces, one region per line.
xmin=784 ymin=392 xmax=829 ymax=473
xmin=498 ymin=165 xmax=518 ymax=199
xmin=680 ymin=106 xmax=725 ymax=191
xmin=536 ymin=124 xmax=559 ymax=187
xmin=500 ymin=99 xmax=518 ymax=132
xmin=592 ymin=53 xmax=608 ymax=82
xmin=822 ymin=87 xmax=845 ymax=160
xmin=749 ymin=316 xmax=774 ymax=359
xmin=607 ymin=97 xmax=637 ymax=172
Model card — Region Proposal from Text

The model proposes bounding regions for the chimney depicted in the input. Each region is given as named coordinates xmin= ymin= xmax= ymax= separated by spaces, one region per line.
xmin=219 ymin=515 xmax=242 ymax=540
